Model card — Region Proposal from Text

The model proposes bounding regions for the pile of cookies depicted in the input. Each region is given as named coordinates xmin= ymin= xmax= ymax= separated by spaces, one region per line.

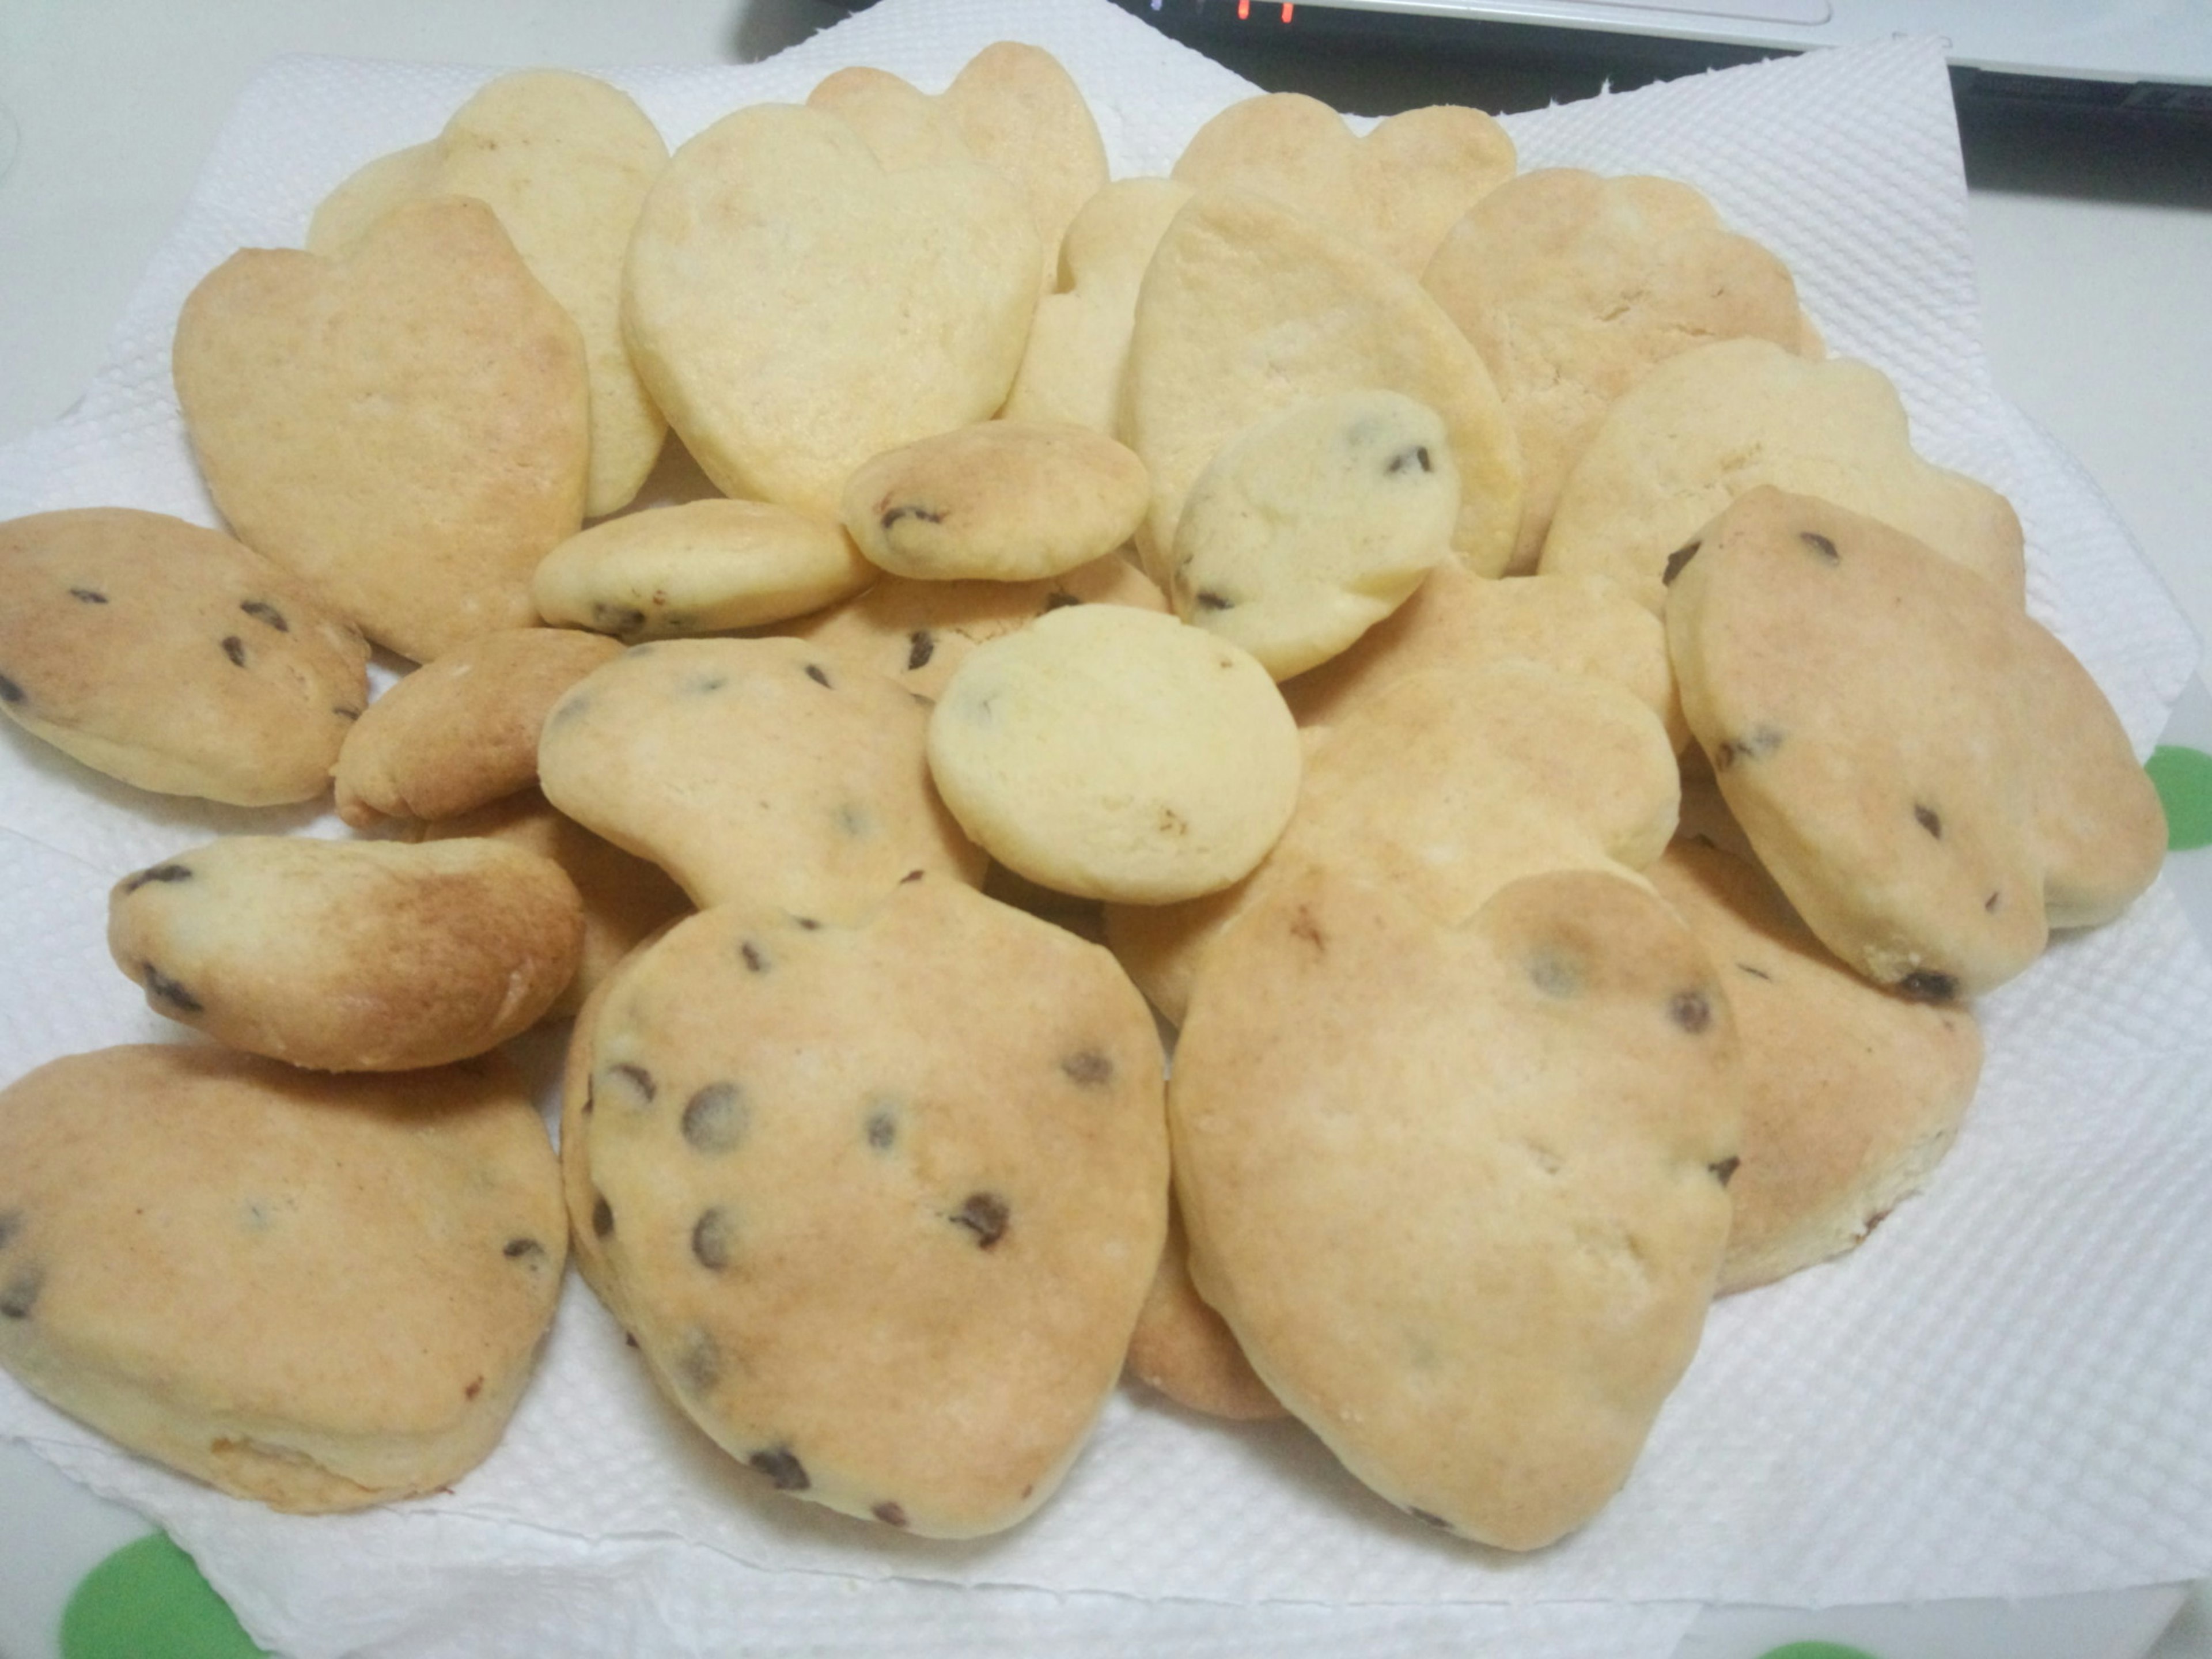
xmin=0 ymin=40 xmax=2167 ymax=1555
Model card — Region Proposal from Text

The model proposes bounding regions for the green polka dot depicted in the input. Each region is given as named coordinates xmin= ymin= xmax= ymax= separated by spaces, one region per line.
xmin=60 ymin=1533 xmax=264 ymax=1659
xmin=1755 ymin=1644 xmax=1883 ymax=1659
xmin=2148 ymin=745 xmax=2212 ymax=850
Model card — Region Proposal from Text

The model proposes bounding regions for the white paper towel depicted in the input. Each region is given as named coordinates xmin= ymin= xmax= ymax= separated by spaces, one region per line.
xmin=3 ymin=2 xmax=2210 ymax=1655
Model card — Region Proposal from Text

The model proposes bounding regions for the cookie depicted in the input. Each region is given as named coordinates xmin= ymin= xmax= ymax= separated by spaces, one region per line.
xmin=1121 ymin=188 xmax=1522 ymax=583
xmin=1539 ymin=338 xmax=2027 ymax=612
xmin=0 ymin=507 xmax=368 ymax=806
xmin=1422 ymin=168 xmax=1814 ymax=573
xmin=840 ymin=422 xmax=1150 ymax=583
xmin=1172 ymin=94 xmax=1515 ymax=275
xmin=623 ymin=102 xmax=1039 ymax=518
xmin=533 ymin=499 xmax=874 ymax=642
xmin=1646 ymin=838 xmax=1983 ymax=1294
xmin=579 ymin=876 xmax=1168 ymax=1537
xmin=780 ymin=551 xmax=1165 ymax=701
xmin=1124 ymin=1198 xmax=1285 ymax=1422
xmin=1105 ymin=658 xmax=1679 ymax=1025
xmin=108 ymin=835 xmax=585 ymax=1071
xmin=536 ymin=637 xmax=986 ymax=912
xmin=926 ymin=605 xmax=1302 ymax=904
xmin=421 ymin=788 xmax=690 ymax=1020
xmin=1165 ymin=390 xmax=1456 ymax=679
xmin=174 ymin=196 xmax=589 ymax=664
xmin=333 ymin=626 xmax=623 ymax=829
xmin=1002 ymin=177 xmax=1194 ymax=434
xmin=807 ymin=65 xmax=971 ymax=170
xmin=1169 ymin=862 xmax=1738 ymax=1550
xmin=308 ymin=70 xmax=669 ymax=518
xmin=0 ymin=1043 xmax=563 ymax=1512
xmin=1665 ymin=487 xmax=2164 ymax=997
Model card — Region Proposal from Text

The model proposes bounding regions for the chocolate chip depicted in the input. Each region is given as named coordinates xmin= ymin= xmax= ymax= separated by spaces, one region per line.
xmin=741 ymin=941 xmax=770 ymax=974
xmin=0 ymin=675 xmax=21 ymax=705
xmin=592 ymin=602 xmax=648 ymax=634
xmin=606 ymin=1062 xmax=656 ymax=1105
xmin=1897 ymin=969 xmax=1959 ymax=1003
xmin=749 ymin=1445 xmax=810 ymax=1491
xmin=1289 ymin=908 xmax=1326 ymax=953
xmin=1986 ymin=890 xmax=2003 ymax=912
xmin=1195 ymin=589 xmax=1234 ymax=611
xmin=1735 ymin=961 xmax=1774 ymax=982
xmin=221 ymin=635 xmax=247 ymax=668
xmin=950 ymin=1191 xmax=1010 ymax=1249
xmin=835 ymin=803 xmax=872 ymax=836
xmin=120 ymin=862 xmax=193 ymax=893
xmin=880 ymin=505 xmax=943 ymax=531
xmin=141 ymin=962 xmax=202 ymax=1014
xmin=873 ymin=1501 xmax=910 ymax=1528
xmin=582 ymin=1078 xmax=595 ymax=1116
xmin=1528 ymin=948 xmax=1580 ymax=999
xmin=866 ymin=1107 xmax=898 ymax=1150
xmin=0 ymin=1266 xmax=40 ymax=1320
xmin=681 ymin=1083 xmax=748 ymax=1153
xmin=1408 ymin=1508 xmax=1453 ymax=1531
xmin=1661 ymin=540 xmax=1701 ymax=585
xmin=1668 ymin=990 xmax=1713 ymax=1033
xmin=69 ymin=588 xmax=108 ymax=604
xmin=685 ymin=675 xmax=729 ymax=695
xmin=465 ymin=1376 xmax=483 ymax=1400
xmin=592 ymin=1195 xmax=615 ymax=1237
xmin=1041 ymin=590 xmax=1084 ymax=611
xmin=1800 ymin=531 xmax=1841 ymax=563
xmin=794 ymin=916 xmax=821 ymax=931
xmin=1385 ymin=445 xmax=1434 ymax=475
xmin=239 ymin=599 xmax=289 ymax=631
xmin=1715 ymin=725 xmax=1783 ymax=770
xmin=1710 ymin=1156 xmax=1741 ymax=1187
xmin=1060 ymin=1050 xmax=1113 ymax=1088
xmin=1915 ymin=803 xmax=1942 ymax=838
xmin=900 ymin=868 xmax=925 ymax=884
xmin=906 ymin=630 xmax=935 ymax=671
xmin=503 ymin=1237 xmax=544 ymax=1260
xmin=805 ymin=663 xmax=833 ymax=688
xmin=691 ymin=1207 xmax=734 ymax=1271
xmin=676 ymin=1329 xmax=721 ymax=1393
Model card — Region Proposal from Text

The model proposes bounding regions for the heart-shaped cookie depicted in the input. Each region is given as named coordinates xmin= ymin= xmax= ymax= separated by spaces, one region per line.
xmin=622 ymin=103 xmax=1040 ymax=519
xmin=173 ymin=196 xmax=589 ymax=664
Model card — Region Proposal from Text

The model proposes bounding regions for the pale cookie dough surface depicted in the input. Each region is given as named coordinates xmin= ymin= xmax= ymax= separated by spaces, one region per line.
xmin=308 ymin=70 xmax=669 ymax=519
xmin=1002 ymin=177 xmax=1194 ymax=434
xmin=581 ymin=877 xmax=1168 ymax=1537
xmin=107 ymin=835 xmax=585 ymax=1071
xmin=1166 ymin=390 xmax=1456 ymax=679
xmin=623 ymin=103 xmax=1039 ymax=520
xmin=422 ymin=789 xmax=690 ymax=1020
xmin=173 ymin=196 xmax=589 ymax=664
xmin=1122 ymin=189 xmax=1521 ymax=583
xmin=1171 ymin=863 xmax=1739 ymax=1551
xmin=806 ymin=65 xmax=971 ymax=170
xmin=0 ymin=507 xmax=368 ymax=806
xmin=1422 ymin=168 xmax=1813 ymax=574
xmin=1106 ymin=657 xmax=1679 ymax=1025
xmin=926 ymin=605 xmax=1301 ymax=905
xmin=780 ymin=551 xmax=1166 ymax=701
xmin=841 ymin=422 xmax=1149 ymax=583
xmin=1124 ymin=1198 xmax=1285 ymax=1422
xmin=1666 ymin=487 xmax=2165 ymax=999
xmin=334 ymin=626 xmax=622 ymax=828
xmin=0 ymin=1044 xmax=563 ymax=1513
xmin=1172 ymin=94 xmax=1515 ymax=275
xmin=1647 ymin=839 xmax=1983 ymax=1295
xmin=941 ymin=42 xmax=1109 ymax=291
xmin=537 ymin=636 xmax=985 ymax=913
xmin=534 ymin=499 xmax=874 ymax=641
xmin=1540 ymin=338 xmax=2026 ymax=613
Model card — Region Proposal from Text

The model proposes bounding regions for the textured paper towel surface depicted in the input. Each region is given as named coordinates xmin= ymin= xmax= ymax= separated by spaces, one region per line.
xmin=2 ymin=1 xmax=2210 ymax=1654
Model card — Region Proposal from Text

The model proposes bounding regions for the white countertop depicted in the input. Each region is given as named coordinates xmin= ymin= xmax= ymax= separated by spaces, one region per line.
xmin=1 ymin=2 xmax=2207 ymax=1656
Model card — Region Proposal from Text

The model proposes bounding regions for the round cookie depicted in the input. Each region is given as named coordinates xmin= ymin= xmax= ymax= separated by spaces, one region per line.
xmin=108 ymin=835 xmax=585 ymax=1071
xmin=308 ymin=69 xmax=670 ymax=518
xmin=1121 ymin=188 xmax=1522 ymax=583
xmin=537 ymin=637 xmax=986 ymax=912
xmin=334 ymin=626 xmax=623 ymax=828
xmin=623 ymin=101 xmax=1040 ymax=518
xmin=840 ymin=422 xmax=1150 ymax=583
xmin=580 ymin=876 xmax=1168 ymax=1537
xmin=1665 ymin=486 xmax=2165 ymax=998
xmin=926 ymin=605 xmax=1302 ymax=904
xmin=0 ymin=507 xmax=368 ymax=806
xmin=779 ymin=551 xmax=1165 ymax=702
xmin=0 ymin=1043 xmax=563 ymax=1512
xmin=1539 ymin=338 xmax=2027 ymax=613
xmin=1422 ymin=168 xmax=1815 ymax=574
xmin=1169 ymin=862 xmax=1740 ymax=1551
xmin=174 ymin=196 xmax=590 ymax=664
xmin=1647 ymin=839 xmax=1983 ymax=1294
xmin=533 ymin=500 xmax=874 ymax=641
xmin=1165 ymin=390 xmax=1456 ymax=679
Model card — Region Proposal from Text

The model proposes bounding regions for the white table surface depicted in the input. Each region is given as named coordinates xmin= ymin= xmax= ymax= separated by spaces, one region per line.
xmin=2 ymin=2 xmax=2209 ymax=1655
